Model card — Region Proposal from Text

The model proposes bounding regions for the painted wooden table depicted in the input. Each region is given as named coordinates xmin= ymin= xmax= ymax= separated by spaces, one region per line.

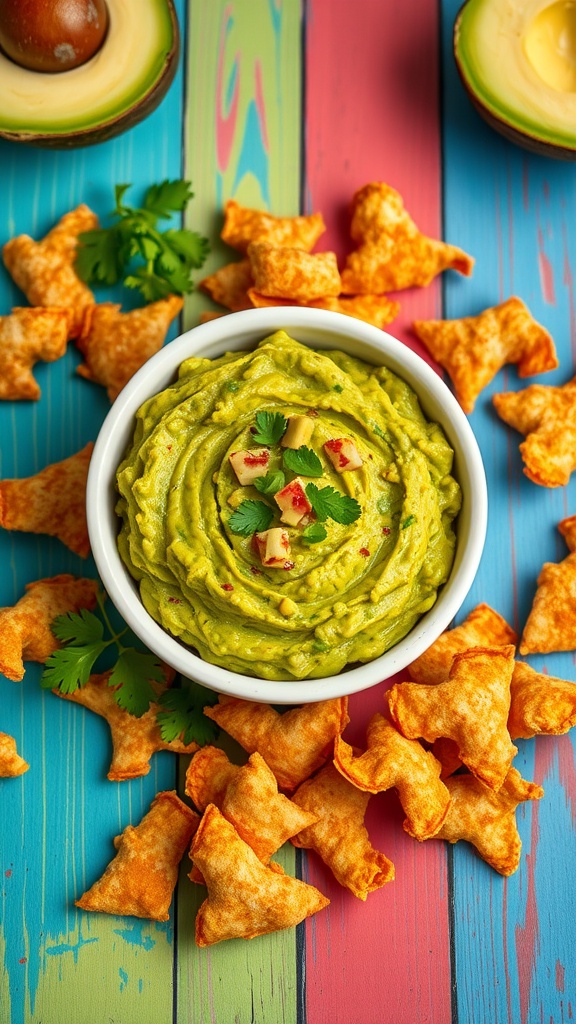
xmin=1 ymin=2 xmax=575 ymax=1022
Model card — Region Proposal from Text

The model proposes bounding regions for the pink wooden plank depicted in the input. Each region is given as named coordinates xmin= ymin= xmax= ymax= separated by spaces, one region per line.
xmin=303 ymin=2 xmax=452 ymax=1021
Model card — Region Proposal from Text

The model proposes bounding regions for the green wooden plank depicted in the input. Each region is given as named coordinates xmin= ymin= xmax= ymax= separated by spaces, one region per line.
xmin=180 ymin=2 xmax=303 ymax=1020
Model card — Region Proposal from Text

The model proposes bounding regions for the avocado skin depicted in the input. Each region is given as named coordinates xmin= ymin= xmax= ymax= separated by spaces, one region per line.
xmin=0 ymin=0 xmax=179 ymax=150
xmin=453 ymin=1 xmax=576 ymax=162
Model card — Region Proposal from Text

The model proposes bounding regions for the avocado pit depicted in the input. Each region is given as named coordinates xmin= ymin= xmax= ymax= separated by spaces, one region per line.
xmin=0 ymin=0 xmax=109 ymax=73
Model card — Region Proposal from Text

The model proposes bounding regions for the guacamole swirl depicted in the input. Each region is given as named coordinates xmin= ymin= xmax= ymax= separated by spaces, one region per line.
xmin=116 ymin=331 xmax=461 ymax=680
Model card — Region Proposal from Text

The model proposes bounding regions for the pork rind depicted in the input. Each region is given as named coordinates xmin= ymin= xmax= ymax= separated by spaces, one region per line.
xmin=3 ymin=205 xmax=98 ymax=338
xmin=333 ymin=713 xmax=450 ymax=840
xmin=203 ymin=696 xmax=349 ymax=790
xmin=247 ymin=242 xmax=341 ymax=302
xmin=247 ymin=289 xmax=400 ymax=328
xmin=76 ymin=791 xmax=199 ymax=920
xmin=0 ymin=574 xmax=98 ymax=682
xmin=508 ymin=661 xmax=576 ymax=739
xmin=76 ymin=295 xmax=183 ymax=401
xmin=185 ymin=747 xmax=317 ymax=864
xmin=432 ymin=768 xmax=543 ymax=876
xmin=520 ymin=515 xmax=576 ymax=653
xmin=291 ymin=760 xmax=394 ymax=899
xmin=340 ymin=182 xmax=474 ymax=294
xmin=191 ymin=804 xmax=329 ymax=946
xmin=54 ymin=670 xmax=199 ymax=780
xmin=389 ymin=646 xmax=517 ymax=791
xmin=0 ymin=307 xmax=70 ymax=400
xmin=413 ymin=297 xmax=557 ymax=414
xmin=493 ymin=375 xmax=576 ymax=487
xmin=199 ymin=259 xmax=254 ymax=311
xmin=0 ymin=732 xmax=29 ymax=777
xmin=409 ymin=603 xmax=518 ymax=685
xmin=221 ymin=199 xmax=326 ymax=253
xmin=0 ymin=442 xmax=93 ymax=557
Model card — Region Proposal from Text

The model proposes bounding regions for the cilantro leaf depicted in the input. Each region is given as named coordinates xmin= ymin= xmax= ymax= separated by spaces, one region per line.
xmin=228 ymin=500 xmax=274 ymax=536
xmin=254 ymin=470 xmax=285 ymax=496
xmin=124 ymin=266 xmax=175 ymax=302
xmin=302 ymin=523 xmax=328 ymax=545
xmin=156 ymin=681 xmax=219 ymax=745
xmin=41 ymin=642 xmax=107 ymax=693
xmin=401 ymin=514 xmax=417 ymax=529
xmin=108 ymin=649 xmax=165 ymax=717
xmin=76 ymin=227 xmax=126 ymax=286
xmin=143 ymin=180 xmax=194 ymax=219
xmin=282 ymin=446 xmax=323 ymax=477
xmin=50 ymin=608 xmax=105 ymax=646
xmin=252 ymin=411 xmax=287 ymax=446
xmin=163 ymin=228 xmax=210 ymax=268
xmin=305 ymin=484 xmax=361 ymax=525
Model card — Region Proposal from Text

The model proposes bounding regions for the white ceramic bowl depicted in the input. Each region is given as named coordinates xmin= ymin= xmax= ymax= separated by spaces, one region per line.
xmin=87 ymin=307 xmax=487 ymax=704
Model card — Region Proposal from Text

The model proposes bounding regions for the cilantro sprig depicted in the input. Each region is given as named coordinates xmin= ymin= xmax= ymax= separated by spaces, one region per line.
xmin=41 ymin=592 xmax=164 ymax=716
xmin=252 ymin=411 xmax=287 ymax=446
xmin=254 ymin=470 xmax=286 ymax=496
xmin=75 ymin=181 xmax=210 ymax=303
xmin=305 ymin=484 xmax=361 ymax=525
xmin=282 ymin=446 xmax=323 ymax=477
xmin=156 ymin=680 xmax=219 ymax=745
xmin=228 ymin=500 xmax=274 ymax=536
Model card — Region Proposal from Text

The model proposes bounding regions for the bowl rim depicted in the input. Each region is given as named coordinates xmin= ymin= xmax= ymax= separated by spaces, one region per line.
xmin=86 ymin=306 xmax=488 ymax=704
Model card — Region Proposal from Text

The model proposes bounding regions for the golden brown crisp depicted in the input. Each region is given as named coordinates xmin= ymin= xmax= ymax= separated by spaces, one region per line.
xmin=247 ymin=242 xmax=341 ymax=302
xmin=413 ymin=297 xmax=557 ymax=413
xmin=0 ymin=442 xmax=93 ymax=557
xmin=333 ymin=713 xmax=450 ymax=841
xmin=76 ymin=294 xmax=183 ymax=401
xmin=199 ymin=259 xmax=254 ymax=311
xmin=221 ymin=199 xmax=326 ymax=253
xmin=203 ymin=695 xmax=349 ymax=791
xmin=291 ymin=760 xmax=394 ymax=900
xmin=0 ymin=307 xmax=70 ymax=400
xmin=53 ymin=669 xmax=199 ymax=780
xmin=76 ymin=791 xmax=199 ymax=920
xmin=191 ymin=804 xmax=329 ymax=946
xmin=0 ymin=574 xmax=98 ymax=682
xmin=508 ymin=661 xmax=576 ymax=739
xmin=520 ymin=515 xmax=576 ymax=653
xmin=247 ymin=288 xmax=400 ymax=328
xmin=493 ymin=375 xmax=576 ymax=487
xmin=408 ymin=603 xmax=518 ymax=685
xmin=432 ymin=768 xmax=543 ymax=876
xmin=340 ymin=182 xmax=474 ymax=293
xmin=3 ymin=205 xmax=98 ymax=337
xmin=389 ymin=646 xmax=517 ymax=792
xmin=0 ymin=732 xmax=29 ymax=776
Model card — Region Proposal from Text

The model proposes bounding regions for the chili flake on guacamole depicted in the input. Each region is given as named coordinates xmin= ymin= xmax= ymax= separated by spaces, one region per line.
xmin=116 ymin=331 xmax=461 ymax=680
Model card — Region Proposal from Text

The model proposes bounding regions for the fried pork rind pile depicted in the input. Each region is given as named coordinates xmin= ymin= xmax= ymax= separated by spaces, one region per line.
xmin=494 ymin=375 xmax=576 ymax=487
xmin=413 ymin=297 xmax=558 ymax=414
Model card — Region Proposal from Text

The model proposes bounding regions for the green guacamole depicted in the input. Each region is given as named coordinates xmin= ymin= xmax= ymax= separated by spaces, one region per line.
xmin=116 ymin=331 xmax=461 ymax=680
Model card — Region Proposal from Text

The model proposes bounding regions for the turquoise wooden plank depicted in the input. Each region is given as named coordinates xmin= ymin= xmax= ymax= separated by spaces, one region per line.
xmin=441 ymin=2 xmax=576 ymax=1022
xmin=0 ymin=2 xmax=187 ymax=1022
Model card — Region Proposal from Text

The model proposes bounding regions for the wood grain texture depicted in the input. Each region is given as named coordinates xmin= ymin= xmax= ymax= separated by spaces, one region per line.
xmin=302 ymin=2 xmax=452 ymax=1023
xmin=441 ymin=1 xmax=576 ymax=1022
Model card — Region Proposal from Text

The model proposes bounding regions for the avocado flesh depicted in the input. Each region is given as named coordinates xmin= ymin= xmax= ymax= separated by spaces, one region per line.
xmin=455 ymin=0 xmax=576 ymax=152
xmin=0 ymin=0 xmax=176 ymax=137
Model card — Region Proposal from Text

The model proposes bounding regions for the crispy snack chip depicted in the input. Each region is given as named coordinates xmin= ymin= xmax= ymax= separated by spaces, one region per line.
xmin=76 ymin=295 xmax=183 ymax=401
xmin=413 ymin=297 xmax=557 ymax=414
xmin=3 ymin=205 xmax=98 ymax=337
xmin=247 ymin=242 xmax=341 ymax=302
xmin=340 ymin=182 xmax=474 ymax=293
xmin=291 ymin=760 xmax=394 ymax=900
xmin=203 ymin=696 xmax=349 ymax=791
xmin=431 ymin=737 xmax=464 ymax=780
xmin=0 ymin=732 xmax=29 ymax=777
xmin=389 ymin=646 xmax=517 ymax=791
xmin=432 ymin=768 xmax=543 ymax=876
xmin=493 ymin=375 xmax=576 ymax=487
xmin=520 ymin=515 xmax=576 ymax=653
xmin=199 ymin=259 xmax=254 ymax=311
xmin=185 ymin=747 xmax=317 ymax=865
xmin=54 ymin=669 xmax=199 ymax=780
xmin=221 ymin=199 xmax=326 ymax=253
xmin=191 ymin=804 xmax=329 ymax=946
xmin=0 ymin=307 xmax=70 ymax=401
xmin=333 ymin=713 xmax=450 ymax=841
xmin=509 ymin=661 xmax=576 ymax=739
xmin=0 ymin=574 xmax=98 ymax=682
xmin=0 ymin=442 xmax=93 ymax=557
xmin=76 ymin=791 xmax=199 ymax=920
xmin=247 ymin=289 xmax=400 ymax=328
xmin=409 ymin=603 xmax=518 ymax=685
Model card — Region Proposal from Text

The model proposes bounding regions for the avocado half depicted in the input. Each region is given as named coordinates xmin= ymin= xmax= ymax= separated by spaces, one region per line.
xmin=454 ymin=0 xmax=576 ymax=160
xmin=0 ymin=0 xmax=179 ymax=148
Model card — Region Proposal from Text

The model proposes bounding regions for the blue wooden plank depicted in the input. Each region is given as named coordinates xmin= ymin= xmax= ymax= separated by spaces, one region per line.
xmin=441 ymin=2 xmax=576 ymax=1022
xmin=0 ymin=2 xmax=187 ymax=1022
